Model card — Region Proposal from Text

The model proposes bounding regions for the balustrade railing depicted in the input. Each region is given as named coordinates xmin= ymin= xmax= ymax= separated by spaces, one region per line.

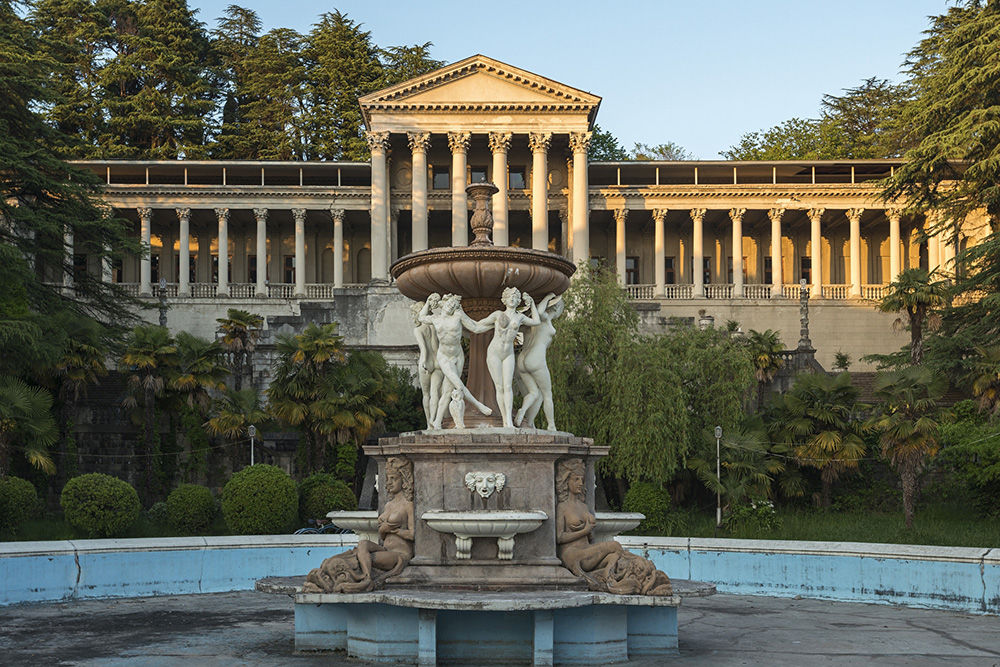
xmin=742 ymin=284 xmax=773 ymax=300
xmin=704 ymin=285 xmax=733 ymax=299
xmin=267 ymin=283 xmax=294 ymax=299
xmin=663 ymin=284 xmax=693 ymax=299
xmin=625 ymin=284 xmax=655 ymax=299
xmin=860 ymin=284 xmax=886 ymax=300
xmin=306 ymin=284 xmax=336 ymax=299
xmin=190 ymin=283 xmax=218 ymax=298
xmin=822 ymin=285 xmax=850 ymax=299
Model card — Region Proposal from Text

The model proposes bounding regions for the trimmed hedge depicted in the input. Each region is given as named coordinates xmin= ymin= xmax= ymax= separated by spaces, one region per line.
xmin=298 ymin=473 xmax=357 ymax=523
xmin=221 ymin=464 xmax=297 ymax=535
xmin=0 ymin=476 xmax=38 ymax=534
xmin=166 ymin=484 xmax=216 ymax=535
xmin=60 ymin=473 xmax=140 ymax=538
xmin=623 ymin=481 xmax=677 ymax=536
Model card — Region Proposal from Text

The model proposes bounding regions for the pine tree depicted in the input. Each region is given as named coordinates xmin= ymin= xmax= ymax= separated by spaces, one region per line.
xmin=211 ymin=4 xmax=262 ymax=159
xmin=380 ymin=42 xmax=443 ymax=87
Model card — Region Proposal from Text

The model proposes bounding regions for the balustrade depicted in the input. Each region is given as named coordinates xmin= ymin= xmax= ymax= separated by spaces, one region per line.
xmin=704 ymin=285 xmax=733 ymax=299
xmin=743 ymin=284 xmax=772 ymax=300
xmin=664 ymin=284 xmax=693 ymax=299
xmin=624 ymin=284 xmax=655 ymax=299
xmin=822 ymin=285 xmax=850 ymax=299
xmin=860 ymin=285 xmax=886 ymax=300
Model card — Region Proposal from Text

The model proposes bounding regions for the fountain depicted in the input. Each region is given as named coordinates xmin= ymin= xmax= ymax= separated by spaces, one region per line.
xmin=257 ymin=183 xmax=713 ymax=665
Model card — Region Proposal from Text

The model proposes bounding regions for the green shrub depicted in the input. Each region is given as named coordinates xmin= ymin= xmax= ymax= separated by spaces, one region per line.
xmin=166 ymin=484 xmax=216 ymax=535
xmin=723 ymin=498 xmax=782 ymax=535
xmin=147 ymin=501 xmax=169 ymax=525
xmin=0 ymin=476 xmax=38 ymax=534
xmin=623 ymin=482 xmax=680 ymax=536
xmin=221 ymin=464 xmax=297 ymax=535
xmin=60 ymin=473 xmax=140 ymax=538
xmin=298 ymin=473 xmax=357 ymax=523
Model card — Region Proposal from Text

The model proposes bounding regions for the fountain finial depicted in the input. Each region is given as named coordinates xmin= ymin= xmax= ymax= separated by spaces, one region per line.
xmin=467 ymin=181 xmax=499 ymax=247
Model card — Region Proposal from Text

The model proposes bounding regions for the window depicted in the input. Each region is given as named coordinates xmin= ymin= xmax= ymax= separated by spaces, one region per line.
xmin=174 ymin=254 xmax=196 ymax=283
xmin=800 ymin=257 xmax=812 ymax=283
xmin=73 ymin=254 xmax=87 ymax=282
xmin=150 ymin=254 xmax=160 ymax=283
xmin=727 ymin=256 xmax=747 ymax=283
xmin=211 ymin=255 xmax=232 ymax=283
xmin=764 ymin=257 xmax=773 ymax=284
xmin=625 ymin=256 xmax=639 ymax=285
xmin=432 ymin=166 xmax=450 ymax=189
xmin=508 ymin=166 xmax=527 ymax=190
xmin=692 ymin=257 xmax=711 ymax=284
xmin=112 ymin=258 xmax=123 ymax=283
xmin=665 ymin=257 xmax=675 ymax=285
xmin=470 ymin=165 xmax=488 ymax=185
xmin=284 ymin=255 xmax=295 ymax=283
xmin=248 ymin=255 xmax=259 ymax=283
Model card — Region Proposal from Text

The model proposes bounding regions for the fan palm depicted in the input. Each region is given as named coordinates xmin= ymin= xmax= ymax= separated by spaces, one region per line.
xmin=746 ymin=329 xmax=784 ymax=410
xmin=207 ymin=387 xmax=269 ymax=468
xmin=876 ymin=268 xmax=949 ymax=365
xmin=969 ymin=344 xmax=1000 ymax=419
xmin=0 ymin=376 xmax=57 ymax=476
xmin=216 ymin=308 xmax=263 ymax=391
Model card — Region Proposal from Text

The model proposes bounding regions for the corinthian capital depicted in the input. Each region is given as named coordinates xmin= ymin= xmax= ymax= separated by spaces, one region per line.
xmin=652 ymin=209 xmax=668 ymax=222
xmin=690 ymin=208 xmax=707 ymax=224
xmin=292 ymin=208 xmax=307 ymax=223
xmin=807 ymin=208 xmax=825 ymax=223
xmin=528 ymin=132 xmax=553 ymax=153
xmin=253 ymin=208 xmax=268 ymax=222
xmin=447 ymin=132 xmax=471 ymax=154
xmin=175 ymin=208 xmax=191 ymax=222
xmin=568 ymin=132 xmax=592 ymax=153
xmin=613 ymin=208 xmax=629 ymax=224
xmin=767 ymin=208 xmax=785 ymax=223
xmin=846 ymin=208 xmax=865 ymax=222
xmin=330 ymin=208 xmax=346 ymax=223
xmin=214 ymin=207 xmax=230 ymax=222
xmin=489 ymin=131 xmax=512 ymax=153
xmin=729 ymin=208 xmax=747 ymax=223
xmin=407 ymin=132 xmax=431 ymax=153
xmin=137 ymin=207 xmax=153 ymax=222
xmin=365 ymin=131 xmax=390 ymax=153
xmin=884 ymin=207 xmax=903 ymax=221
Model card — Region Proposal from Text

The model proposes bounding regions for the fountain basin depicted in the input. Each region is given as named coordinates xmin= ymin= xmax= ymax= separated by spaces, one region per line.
xmin=326 ymin=510 xmax=379 ymax=543
xmin=422 ymin=510 xmax=547 ymax=560
xmin=594 ymin=512 xmax=645 ymax=542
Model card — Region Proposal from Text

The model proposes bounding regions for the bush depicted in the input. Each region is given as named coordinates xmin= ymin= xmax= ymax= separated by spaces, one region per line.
xmin=166 ymin=484 xmax=216 ymax=535
xmin=298 ymin=473 xmax=357 ymax=523
xmin=60 ymin=473 xmax=140 ymax=538
xmin=221 ymin=464 xmax=297 ymax=535
xmin=623 ymin=482 xmax=681 ymax=536
xmin=0 ymin=476 xmax=38 ymax=534
xmin=724 ymin=498 xmax=782 ymax=535
xmin=147 ymin=501 xmax=169 ymax=526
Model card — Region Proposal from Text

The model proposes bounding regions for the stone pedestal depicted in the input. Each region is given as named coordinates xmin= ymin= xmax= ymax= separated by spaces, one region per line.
xmin=365 ymin=431 xmax=607 ymax=590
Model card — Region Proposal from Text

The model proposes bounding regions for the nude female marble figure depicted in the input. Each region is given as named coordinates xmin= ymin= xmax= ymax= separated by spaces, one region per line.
xmin=476 ymin=287 xmax=540 ymax=428
xmin=514 ymin=292 xmax=563 ymax=430
xmin=412 ymin=296 xmax=443 ymax=429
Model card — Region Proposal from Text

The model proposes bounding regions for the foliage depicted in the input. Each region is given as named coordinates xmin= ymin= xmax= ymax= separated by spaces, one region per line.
xmin=833 ymin=351 xmax=851 ymax=372
xmin=723 ymin=498 xmax=782 ymax=535
xmin=60 ymin=472 xmax=140 ymax=538
xmin=721 ymin=118 xmax=829 ymax=160
xmin=968 ymin=344 xmax=1000 ymax=418
xmin=382 ymin=365 xmax=424 ymax=434
xmin=588 ymin=125 xmax=628 ymax=161
xmin=622 ymin=482 xmax=680 ymax=536
xmin=206 ymin=387 xmax=269 ymax=469
xmin=936 ymin=411 xmax=1000 ymax=517
xmin=220 ymin=464 xmax=297 ymax=535
xmin=215 ymin=308 xmax=263 ymax=391
xmin=874 ymin=268 xmax=949 ymax=366
xmin=0 ymin=376 xmax=58 ymax=477
xmin=166 ymin=483 xmax=216 ymax=535
xmin=630 ymin=141 xmax=693 ymax=161
xmin=769 ymin=372 xmax=869 ymax=507
xmin=147 ymin=501 xmax=169 ymax=526
xmin=746 ymin=329 xmax=784 ymax=410
xmin=870 ymin=366 xmax=951 ymax=530
xmin=0 ymin=476 xmax=39 ymax=534
xmin=298 ymin=472 xmax=357 ymax=523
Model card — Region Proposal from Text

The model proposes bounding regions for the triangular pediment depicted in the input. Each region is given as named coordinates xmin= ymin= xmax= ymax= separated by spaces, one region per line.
xmin=360 ymin=55 xmax=601 ymax=126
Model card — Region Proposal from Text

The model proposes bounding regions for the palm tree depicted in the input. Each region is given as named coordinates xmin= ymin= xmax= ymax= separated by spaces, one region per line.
xmin=969 ymin=344 xmax=1000 ymax=419
xmin=876 ymin=268 xmax=949 ymax=365
xmin=216 ymin=308 xmax=263 ymax=391
xmin=121 ymin=325 xmax=177 ymax=504
xmin=0 ymin=376 xmax=57 ymax=477
xmin=171 ymin=331 xmax=228 ymax=413
xmin=746 ymin=329 xmax=784 ymax=410
xmin=207 ymin=387 xmax=269 ymax=468
xmin=770 ymin=372 xmax=868 ymax=508
xmin=871 ymin=365 xmax=950 ymax=530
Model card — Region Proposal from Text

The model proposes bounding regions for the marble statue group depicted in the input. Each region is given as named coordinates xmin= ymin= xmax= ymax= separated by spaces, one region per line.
xmin=412 ymin=287 xmax=564 ymax=431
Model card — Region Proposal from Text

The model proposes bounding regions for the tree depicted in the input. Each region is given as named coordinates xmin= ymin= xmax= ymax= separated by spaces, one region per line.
xmin=871 ymin=365 xmax=950 ymax=530
xmin=379 ymin=42 xmax=443 ymax=87
xmin=210 ymin=4 xmax=263 ymax=159
xmin=120 ymin=325 xmax=177 ymax=504
xmin=216 ymin=308 xmax=263 ymax=391
xmin=746 ymin=329 xmax=785 ymax=410
xmin=588 ymin=125 xmax=628 ymax=161
xmin=875 ymin=268 xmax=949 ymax=365
xmin=206 ymin=386 xmax=268 ymax=468
xmin=820 ymin=77 xmax=911 ymax=159
xmin=0 ymin=376 xmax=57 ymax=477
xmin=721 ymin=118 xmax=828 ymax=161
xmin=969 ymin=344 xmax=1000 ymax=419
xmin=630 ymin=141 xmax=693 ymax=161
xmin=769 ymin=372 xmax=868 ymax=508
xmin=170 ymin=331 xmax=227 ymax=414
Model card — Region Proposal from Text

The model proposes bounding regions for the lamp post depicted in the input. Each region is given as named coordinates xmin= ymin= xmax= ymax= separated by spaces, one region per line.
xmin=157 ymin=278 xmax=168 ymax=327
xmin=248 ymin=424 xmax=256 ymax=466
xmin=715 ymin=425 xmax=723 ymax=532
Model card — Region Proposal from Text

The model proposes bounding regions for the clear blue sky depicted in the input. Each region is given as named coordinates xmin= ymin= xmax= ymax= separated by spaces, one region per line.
xmin=193 ymin=0 xmax=949 ymax=159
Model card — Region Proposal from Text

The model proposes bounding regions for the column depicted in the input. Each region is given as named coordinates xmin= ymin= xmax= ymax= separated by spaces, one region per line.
xmin=847 ymin=208 xmax=864 ymax=297
xmin=366 ymin=131 xmax=390 ymax=281
xmin=729 ymin=208 xmax=746 ymax=298
xmin=408 ymin=132 xmax=430 ymax=252
xmin=253 ymin=208 xmax=267 ymax=297
xmin=448 ymin=132 xmax=471 ymax=246
xmin=331 ymin=208 xmax=345 ymax=288
xmin=214 ymin=208 xmax=230 ymax=297
xmin=63 ymin=226 xmax=74 ymax=294
xmin=489 ymin=132 xmax=511 ymax=246
xmin=292 ymin=208 xmax=306 ymax=296
xmin=565 ymin=156 xmax=574 ymax=261
xmin=100 ymin=208 xmax=113 ymax=284
xmin=653 ymin=209 xmax=667 ymax=297
xmin=569 ymin=132 xmax=592 ymax=269
xmin=390 ymin=207 xmax=399 ymax=264
xmin=808 ymin=208 xmax=824 ymax=298
xmin=559 ymin=206 xmax=569 ymax=258
xmin=614 ymin=208 xmax=628 ymax=285
xmin=768 ymin=208 xmax=784 ymax=298
xmin=691 ymin=208 xmax=706 ymax=298
xmin=887 ymin=208 xmax=901 ymax=282
xmin=942 ymin=225 xmax=956 ymax=274
xmin=177 ymin=208 xmax=191 ymax=297
xmin=138 ymin=207 xmax=152 ymax=296
xmin=529 ymin=132 xmax=552 ymax=251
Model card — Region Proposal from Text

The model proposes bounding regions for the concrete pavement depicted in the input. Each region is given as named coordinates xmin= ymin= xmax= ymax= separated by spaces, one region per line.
xmin=1 ymin=591 xmax=998 ymax=666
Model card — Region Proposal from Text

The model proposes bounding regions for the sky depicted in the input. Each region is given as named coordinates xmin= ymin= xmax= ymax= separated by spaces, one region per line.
xmin=192 ymin=0 xmax=950 ymax=159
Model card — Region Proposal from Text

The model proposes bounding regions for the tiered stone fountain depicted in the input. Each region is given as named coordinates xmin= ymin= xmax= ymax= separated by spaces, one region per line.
xmin=258 ymin=183 xmax=712 ymax=665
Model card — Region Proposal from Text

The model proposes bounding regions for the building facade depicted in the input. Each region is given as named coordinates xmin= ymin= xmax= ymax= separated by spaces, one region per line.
xmin=68 ymin=56 xmax=980 ymax=370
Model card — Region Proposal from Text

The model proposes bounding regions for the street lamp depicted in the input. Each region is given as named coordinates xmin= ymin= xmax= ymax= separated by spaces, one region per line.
xmin=714 ymin=426 xmax=723 ymax=532
xmin=157 ymin=278 xmax=168 ymax=327
xmin=248 ymin=424 xmax=256 ymax=466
